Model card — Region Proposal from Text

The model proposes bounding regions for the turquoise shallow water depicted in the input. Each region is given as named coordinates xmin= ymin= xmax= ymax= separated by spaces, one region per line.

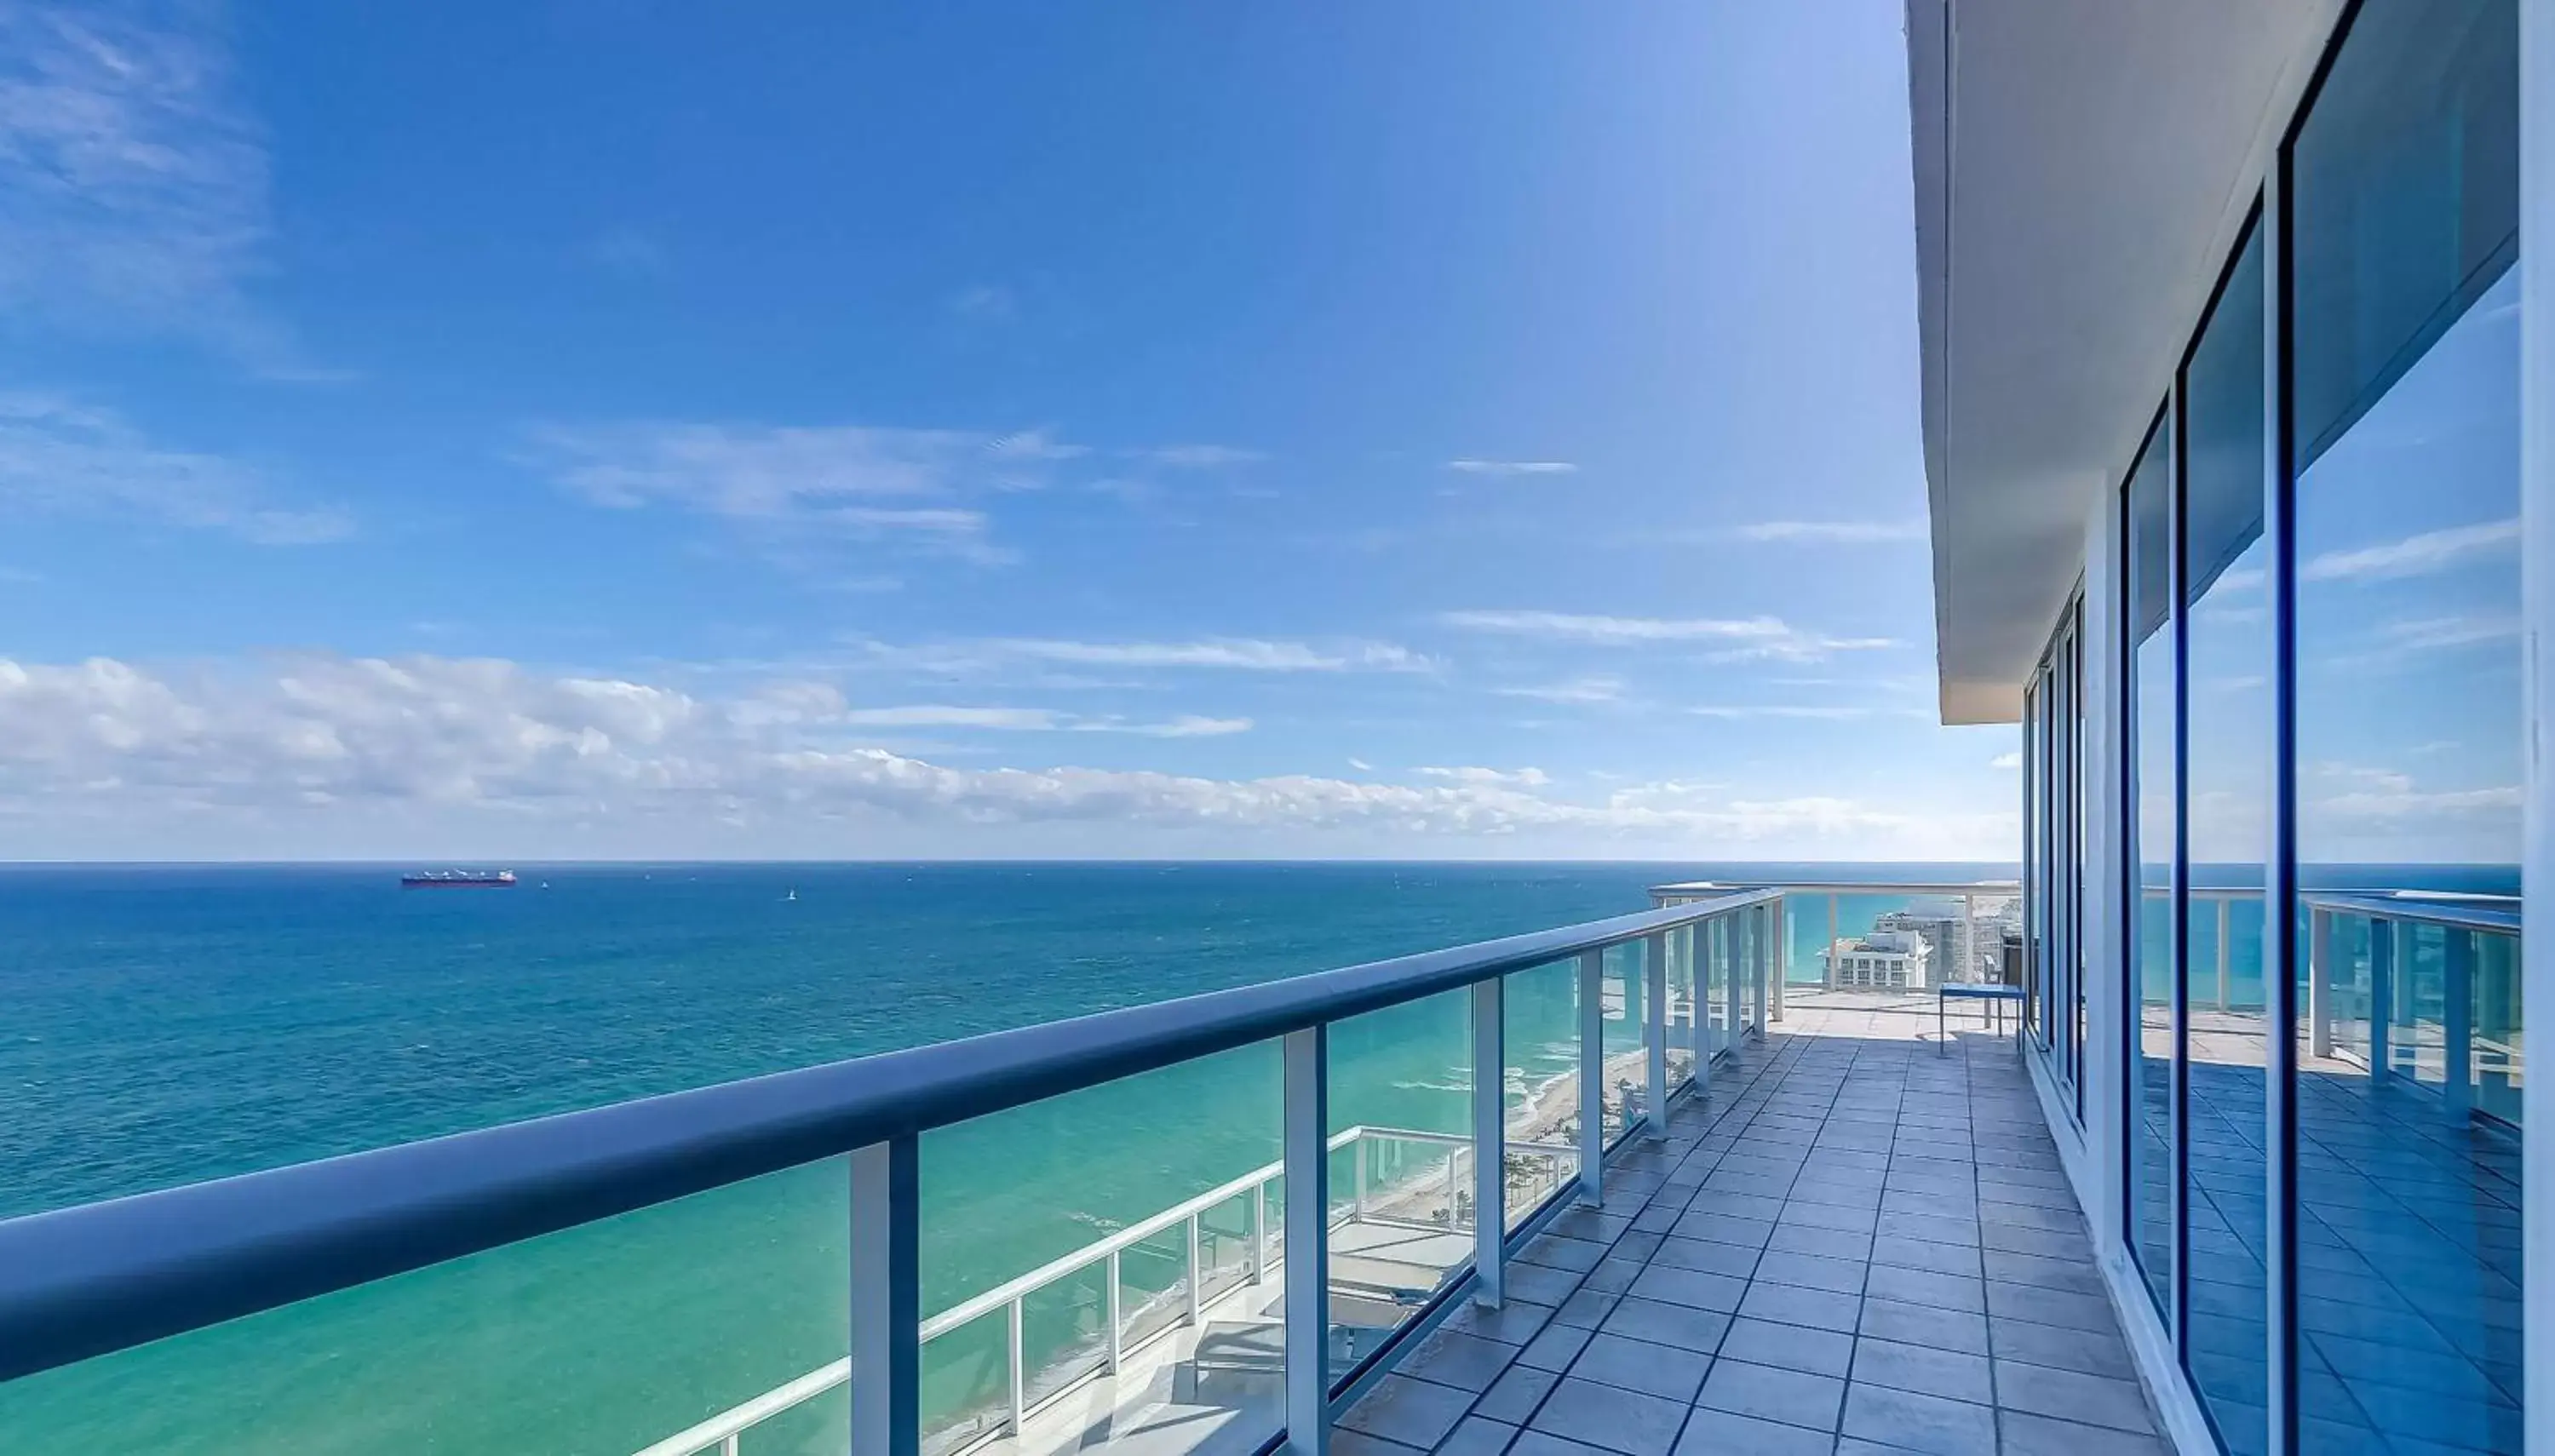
xmin=0 ymin=860 xmax=1999 ymax=1453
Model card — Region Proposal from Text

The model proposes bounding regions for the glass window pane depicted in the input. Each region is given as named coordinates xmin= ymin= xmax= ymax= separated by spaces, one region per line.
xmin=2180 ymin=224 xmax=2270 ymax=1451
xmin=2124 ymin=407 xmax=2176 ymax=1322
xmin=2290 ymin=1 xmax=2522 ymax=1449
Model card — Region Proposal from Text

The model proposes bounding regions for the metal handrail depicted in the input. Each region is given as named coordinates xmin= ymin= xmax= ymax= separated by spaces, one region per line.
xmin=0 ymin=887 xmax=1777 ymax=1383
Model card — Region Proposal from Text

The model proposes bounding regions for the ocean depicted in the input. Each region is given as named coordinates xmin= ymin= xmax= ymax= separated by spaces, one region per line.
xmin=0 ymin=860 xmax=2003 ymax=1454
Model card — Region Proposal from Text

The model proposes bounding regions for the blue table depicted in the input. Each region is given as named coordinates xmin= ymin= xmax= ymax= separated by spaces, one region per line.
xmin=1938 ymin=983 xmax=2025 ymax=1048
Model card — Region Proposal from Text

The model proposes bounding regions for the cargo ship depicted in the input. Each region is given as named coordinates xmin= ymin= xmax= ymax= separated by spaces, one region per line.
xmin=399 ymin=869 xmax=518 ymax=888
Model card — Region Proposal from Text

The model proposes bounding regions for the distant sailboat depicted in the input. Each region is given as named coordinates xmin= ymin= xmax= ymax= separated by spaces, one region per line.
xmin=784 ymin=887 xmax=798 ymax=903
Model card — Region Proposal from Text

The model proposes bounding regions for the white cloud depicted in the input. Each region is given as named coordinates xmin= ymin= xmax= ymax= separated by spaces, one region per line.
xmin=0 ymin=653 xmax=2009 ymax=857
xmin=2373 ymin=615 xmax=2521 ymax=653
xmin=1736 ymin=520 xmax=1926 ymax=544
xmin=0 ymin=3 xmax=321 ymax=370
xmin=1347 ymin=757 xmax=1375 ymax=772
xmin=1989 ymin=750 xmax=2022 ymax=770
xmin=948 ymin=284 xmax=1015 ymax=323
xmin=1446 ymin=459 xmax=1577 ymax=477
xmin=1131 ymin=444 xmax=1267 ymax=468
xmin=1687 ymin=705 xmax=1886 ymax=720
xmin=1439 ymin=610 xmax=1896 ymax=662
xmin=1494 ymin=676 xmax=1623 ymax=704
xmin=980 ymin=638 xmax=1430 ymax=674
xmin=833 ymin=704 xmax=1252 ymax=737
xmin=2301 ymin=518 xmax=2518 ymax=582
xmin=1417 ymin=765 xmax=1551 ymax=787
xmin=525 ymin=420 xmax=1041 ymax=565
xmin=0 ymin=393 xmax=352 ymax=543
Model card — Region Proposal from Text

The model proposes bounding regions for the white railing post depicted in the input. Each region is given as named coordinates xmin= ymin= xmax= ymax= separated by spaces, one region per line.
xmin=1644 ymin=931 xmax=1668 ymax=1138
xmin=2445 ymin=927 xmax=2475 ymax=1120
xmin=1751 ymin=906 xmax=1768 ymax=1037
xmin=1007 ymin=1298 xmax=1026 ymax=1436
xmin=1694 ymin=922 xmax=1714 ymax=1099
xmin=1105 ymin=1251 xmax=1123 ymax=1373
xmin=1470 ymin=977 xmax=1505 ymax=1306
xmin=1353 ymin=1137 xmax=1369 ymax=1218
xmin=2368 ymin=916 xmax=2394 ymax=1081
xmin=1577 ymin=948 xmax=1604 ymax=1204
xmin=2215 ymin=897 xmax=2233 ymax=1012
xmin=2309 ymin=909 xmax=2335 ymax=1058
xmin=1283 ymin=1026 xmax=1330 ymax=1456
xmin=1826 ymin=893 xmax=1840 ymax=992
xmin=1249 ymin=1178 xmax=1268 ymax=1284
xmin=1185 ymin=1213 xmax=1203 ymax=1327
xmin=850 ymin=1137 xmax=920 ymax=1456
xmin=1771 ymin=896 xmax=1786 ymax=1023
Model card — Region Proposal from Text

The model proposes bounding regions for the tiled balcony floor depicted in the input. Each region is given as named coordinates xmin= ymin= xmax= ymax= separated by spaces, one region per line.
xmin=1339 ymin=1008 xmax=2165 ymax=1456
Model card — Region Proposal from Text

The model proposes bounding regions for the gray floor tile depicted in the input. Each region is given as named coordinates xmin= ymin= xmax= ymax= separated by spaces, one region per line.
xmin=1860 ymin=1297 xmax=1990 ymax=1356
xmin=1988 ymin=1317 xmax=2133 ymax=1379
xmin=1444 ymin=1296 xmax=1556 ymax=1346
xmin=1742 ymin=1281 xmax=1866 ymax=1333
xmin=1840 ymin=1383 xmax=1996 ymax=1456
xmin=1851 ymin=1337 xmax=1993 ymax=1405
xmin=1475 ymin=1365 xmax=1559 ymax=1424
xmin=1683 ymin=1215 xmax=1778 ymax=1250
xmin=1991 ymin=1361 xmax=2154 ymax=1434
xmin=1572 ymin=1332 xmax=1710 ymax=1402
xmin=1863 ymin=1264 xmax=1986 ymax=1314
xmin=1783 ymin=1200 xmax=1881 ymax=1235
xmin=1506 ymin=1430 xmax=1622 ymax=1456
xmin=1697 ymin=1357 xmax=1846 ymax=1431
xmin=1507 ymin=1262 xmax=1585 ymax=1306
xmin=1552 ymin=1287 xmax=1620 ymax=1329
xmin=1652 ymin=1235 xmax=1763 ymax=1277
xmin=1723 ymin=1316 xmax=1857 ymax=1378
xmin=1335 ymin=1430 xmax=1429 ymax=1456
xmin=1995 ymin=1412 xmax=2171 ymax=1456
xmin=1675 ymin=1411 xmax=1838 ymax=1456
xmin=1530 ymin=1376 xmax=1690 ymax=1456
xmin=1630 ymin=1264 xmax=1749 ymax=1313
xmin=1888 ymin=1213 xmax=1984 ymax=1248
xmin=1519 ymin=1321 xmax=1595 ymax=1372
xmin=1583 ymin=1256 xmax=1645 ymax=1294
xmin=1436 ymin=1417 xmax=1523 ymax=1456
xmin=1341 ymin=1375 xmax=1478 ymax=1449
xmin=1982 ymin=1248 xmax=2104 ymax=1297
xmin=1600 ymin=1296 xmax=1732 ymax=1354
xmin=1755 ymin=1250 xmax=1872 ymax=1295
xmin=1984 ymin=1281 xmax=2111 ymax=1333
xmin=1519 ymin=1235 xmax=1613 ymax=1274
xmin=1872 ymin=1235 xmax=1983 ymax=1277
xmin=1405 ymin=1328 xmax=1524 ymax=1392
xmin=1770 ymin=1224 xmax=1875 ymax=1262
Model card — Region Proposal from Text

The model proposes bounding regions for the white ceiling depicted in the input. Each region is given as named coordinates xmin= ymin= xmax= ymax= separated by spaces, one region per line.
xmin=1907 ymin=0 xmax=2341 ymax=723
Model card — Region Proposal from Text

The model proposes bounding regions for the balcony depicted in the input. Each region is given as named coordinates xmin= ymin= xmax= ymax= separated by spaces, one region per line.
xmin=0 ymin=885 xmax=2160 ymax=1456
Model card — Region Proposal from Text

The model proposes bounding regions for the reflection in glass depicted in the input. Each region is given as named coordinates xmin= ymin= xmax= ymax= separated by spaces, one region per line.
xmin=2124 ymin=407 xmax=2176 ymax=1321
xmin=1328 ymin=989 xmax=1472 ymax=1373
xmin=2290 ymin=0 xmax=2521 ymax=1447
xmin=922 ymin=1044 xmax=1283 ymax=1456
xmin=1504 ymin=958 xmax=1583 ymax=1230
xmin=1600 ymin=942 xmax=1645 ymax=1139
xmin=2179 ymin=223 xmax=2269 ymax=1453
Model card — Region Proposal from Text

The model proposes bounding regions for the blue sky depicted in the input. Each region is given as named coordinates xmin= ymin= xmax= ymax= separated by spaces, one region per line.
xmin=0 ymin=1 xmax=2022 ymax=860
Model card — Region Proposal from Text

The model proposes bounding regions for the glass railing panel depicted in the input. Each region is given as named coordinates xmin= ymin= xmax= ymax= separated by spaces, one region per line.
xmin=1706 ymin=917 xmax=1731 ymax=1056
xmin=1502 ymin=956 xmax=1582 ymax=1230
xmin=1117 ymin=1224 xmax=1192 ymax=1355
xmin=2474 ymin=927 xmax=2523 ymax=1125
xmin=1599 ymin=941 xmax=1645 ymax=1140
xmin=1196 ymin=1189 xmax=1258 ymax=1305
xmin=0 ymin=1158 xmax=851 ymax=1456
xmin=1665 ymin=924 xmax=1697 ymax=1088
xmin=921 ymin=1041 xmax=1281 ymax=1456
xmin=922 ymin=1306 xmax=1012 ymax=1456
xmin=1019 ymin=1256 xmax=1111 ymax=1409
xmin=1327 ymin=987 xmax=1471 ymax=1374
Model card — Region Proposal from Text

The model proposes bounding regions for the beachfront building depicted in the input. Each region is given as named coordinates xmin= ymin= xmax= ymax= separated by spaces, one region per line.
xmin=1822 ymin=928 xmax=1935 ymax=991
xmin=0 ymin=6 xmax=2544 ymax=1456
